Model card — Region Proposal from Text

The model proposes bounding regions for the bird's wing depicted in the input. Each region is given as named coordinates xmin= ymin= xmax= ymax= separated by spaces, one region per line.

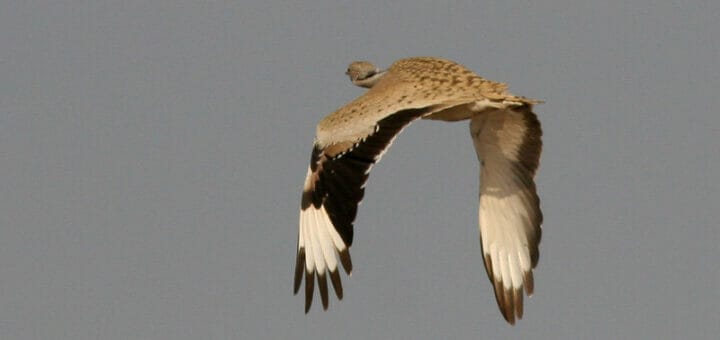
xmin=469 ymin=104 xmax=543 ymax=324
xmin=295 ymin=106 xmax=439 ymax=312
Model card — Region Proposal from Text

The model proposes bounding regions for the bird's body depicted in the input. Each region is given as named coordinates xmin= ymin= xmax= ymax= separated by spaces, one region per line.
xmin=295 ymin=57 xmax=543 ymax=324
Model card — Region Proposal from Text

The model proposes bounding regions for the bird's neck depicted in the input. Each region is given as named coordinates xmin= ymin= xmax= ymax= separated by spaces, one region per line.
xmin=353 ymin=70 xmax=387 ymax=88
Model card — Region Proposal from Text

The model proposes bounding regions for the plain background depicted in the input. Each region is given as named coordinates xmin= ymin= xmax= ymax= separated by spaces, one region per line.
xmin=1 ymin=1 xmax=719 ymax=339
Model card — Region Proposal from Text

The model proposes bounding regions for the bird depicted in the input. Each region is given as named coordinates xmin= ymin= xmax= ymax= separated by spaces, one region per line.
xmin=294 ymin=57 xmax=543 ymax=324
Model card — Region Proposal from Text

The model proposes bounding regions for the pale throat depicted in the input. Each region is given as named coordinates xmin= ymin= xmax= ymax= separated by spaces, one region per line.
xmin=352 ymin=70 xmax=387 ymax=88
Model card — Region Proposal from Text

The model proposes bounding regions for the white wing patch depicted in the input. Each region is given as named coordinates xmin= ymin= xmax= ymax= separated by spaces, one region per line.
xmin=299 ymin=191 xmax=346 ymax=275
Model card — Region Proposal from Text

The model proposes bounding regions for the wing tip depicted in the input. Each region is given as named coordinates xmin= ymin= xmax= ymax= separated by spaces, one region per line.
xmin=318 ymin=272 xmax=329 ymax=310
xmin=304 ymin=271 xmax=314 ymax=313
xmin=329 ymin=269 xmax=344 ymax=300
xmin=524 ymin=271 xmax=535 ymax=296
xmin=293 ymin=249 xmax=305 ymax=295
xmin=490 ymin=271 xmax=536 ymax=325
xmin=296 ymin=254 xmax=349 ymax=312
xmin=493 ymin=283 xmax=524 ymax=325
xmin=339 ymin=249 xmax=353 ymax=275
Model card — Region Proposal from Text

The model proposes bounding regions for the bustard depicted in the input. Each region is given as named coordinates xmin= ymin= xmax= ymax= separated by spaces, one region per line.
xmin=294 ymin=57 xmax=543 ymax=324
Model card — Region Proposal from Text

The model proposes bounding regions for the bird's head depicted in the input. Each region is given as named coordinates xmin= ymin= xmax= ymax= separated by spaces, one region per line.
xmin=345 ymin=61 xmax=386 ymax=88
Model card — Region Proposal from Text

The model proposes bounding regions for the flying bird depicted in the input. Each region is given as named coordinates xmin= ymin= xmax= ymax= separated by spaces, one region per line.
xmin=294 ymin=57 xmax=543 ymax=324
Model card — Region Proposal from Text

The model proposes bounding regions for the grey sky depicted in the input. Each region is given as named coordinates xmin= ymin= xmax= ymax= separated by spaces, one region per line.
xmin=1 ymin=0 xmax=718 ymax=339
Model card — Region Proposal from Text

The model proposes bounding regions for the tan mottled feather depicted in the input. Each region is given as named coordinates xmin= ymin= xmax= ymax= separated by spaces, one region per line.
xmin=316 ymin=57 xmax=537 ymax=148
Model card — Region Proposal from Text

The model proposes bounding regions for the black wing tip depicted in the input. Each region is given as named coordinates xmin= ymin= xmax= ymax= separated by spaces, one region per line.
xmin=482 ymin=249 xmax=536 ymax=323
xmin=491 ymin=279 xmax=530 ymax=325
xmin=293 ymin=249 xmax=305 ymax=295
xmin=298 ymin=266 xmax=347 ymax=313
xmin=514 ymin=287 xmax=524 ymax=320
xmin=339 ymin=249 xmax=353 ymax=275
xmin=524 ymin=271 xmax=535 ymax=296
xmin=502 ymin=284 xmax=516 ymax=325
xmin=318 ymin=272 xmax=329 ymax=310
xmin=304 ymin=271 xmax=314 ymax=314
xmin=329 ymin=269 xmax=344 ymax=300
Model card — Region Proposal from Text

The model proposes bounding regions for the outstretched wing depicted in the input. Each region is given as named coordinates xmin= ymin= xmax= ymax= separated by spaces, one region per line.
xmin=294 ymin=107 xmax=433 ymax=312
xmin=470 ymin=104 xmax=543 ymax=324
